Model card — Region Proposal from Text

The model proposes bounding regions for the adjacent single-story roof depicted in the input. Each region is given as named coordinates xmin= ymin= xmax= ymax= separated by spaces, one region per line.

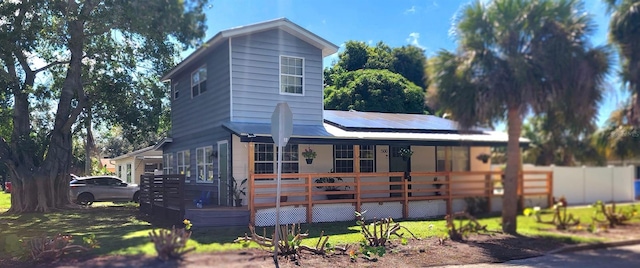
xmin=161 ymin=18 xmax=339 ymax=81
xmin=112 ymin=146 xmax=162 ymax=161
xmin=222 ymin=110 xmax=529 ymax=147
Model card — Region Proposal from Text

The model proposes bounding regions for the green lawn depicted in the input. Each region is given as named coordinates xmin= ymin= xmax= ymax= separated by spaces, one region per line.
xmin=0 ymin=191 xmax=637 ymax=260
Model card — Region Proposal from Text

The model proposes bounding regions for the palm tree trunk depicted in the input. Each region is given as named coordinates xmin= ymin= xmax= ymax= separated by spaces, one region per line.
xmin=503 ymin=107 xmax=522 ymax=234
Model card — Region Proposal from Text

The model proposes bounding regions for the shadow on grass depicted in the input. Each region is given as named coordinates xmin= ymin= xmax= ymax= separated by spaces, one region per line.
xmin=0 ymin=204 xmax=157 ymax=259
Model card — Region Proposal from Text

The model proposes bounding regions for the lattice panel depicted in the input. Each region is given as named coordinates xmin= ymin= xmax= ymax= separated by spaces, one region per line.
xmin=491 ymin=196 xmax=503 ymax=212
xmin=360 ymin=202 xmax=402 ymax=220
xmin=408 ymin=200 xmax=446 ymax=218
xmin=452 ymin=199 xmax=467 ymax=213
xmin=255 ymin=206 xmax=307 ymax=227
xmin=312 ymin=204 xmax=356 ymax=223
xmin=524 ymin=195 xmax=548 ymax=208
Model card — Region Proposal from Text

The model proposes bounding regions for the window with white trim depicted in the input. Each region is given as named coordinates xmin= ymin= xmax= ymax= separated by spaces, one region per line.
xmin=162 ymin=153 xmax=174 ymax=175
xmin=173 ymin=81 xmax=180 ymax=100
xmin=191 ymin=66 xmax=207 ymax=97
xmin=126 ymin=163 xmax=132 ymax=183
xmin=334 ymin=145 xmax=376 ymax=173
xmin=177 ymin=150 xmax=190 ymax=179
xmin=280 ymin=56 xmax=304 ymax=95
xmin=196 ymin=146 xmax=213 ymax=182
xmin=436 ymin=146 xmax=470 ymax=171
xmin=254 ymin=143 xmax=299 ymax=180
xmin=359 ymin=145 xmax=376 ymax=172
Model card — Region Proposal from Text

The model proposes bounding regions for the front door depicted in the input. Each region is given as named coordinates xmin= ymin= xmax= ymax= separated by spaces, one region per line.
xmin=217 ymin=140 xmax=230 ymax=206
xmin=389 ymin=146 xmax=410 ymax=197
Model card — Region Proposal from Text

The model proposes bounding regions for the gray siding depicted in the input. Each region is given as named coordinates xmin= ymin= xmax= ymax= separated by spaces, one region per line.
xmin=163 ymin=127 xmax=229 ymax=185
xmin=165 ymin=40 xmax=232 ymax=187
xmin=170 ymin=40 xmax=231 ymax=139
xmin=231 ymin=29 xmax=324 ymax=125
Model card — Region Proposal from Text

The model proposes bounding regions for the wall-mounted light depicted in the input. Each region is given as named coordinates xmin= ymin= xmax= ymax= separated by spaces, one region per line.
xmin=247 ymin=133 xmax=256 ymax=138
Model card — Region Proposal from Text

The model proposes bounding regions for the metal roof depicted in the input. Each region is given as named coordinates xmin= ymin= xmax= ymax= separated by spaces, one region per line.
xmin=223 ymin=122 xmax=333 ymax=138
xmin=222 ymin=120 xmax=528 ymax=147
xmin=323 ymin=110 xmax=486 ymax=133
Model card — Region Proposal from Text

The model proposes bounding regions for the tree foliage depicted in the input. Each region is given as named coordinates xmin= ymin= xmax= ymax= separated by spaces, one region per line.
xmin=0 ymin=0 xmax=207 ymax=213
xmin=433 ymin=0 xmax=611 ymax=234
xmin=324 ymin=69 xmax=424 ymax=113
xmin=324 ymin=41 xmax=428 ymax=112
xmin=604 ymin=0 xmax=640 ymax=124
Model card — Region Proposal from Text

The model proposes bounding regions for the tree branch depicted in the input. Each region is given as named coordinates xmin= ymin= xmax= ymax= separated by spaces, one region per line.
xmin=34 ymin=60 xmax=70 ymax=74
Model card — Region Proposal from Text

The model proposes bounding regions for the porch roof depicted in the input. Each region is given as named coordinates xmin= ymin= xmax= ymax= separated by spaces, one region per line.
xmin=222 ymin=121 xmax=529 ymax=147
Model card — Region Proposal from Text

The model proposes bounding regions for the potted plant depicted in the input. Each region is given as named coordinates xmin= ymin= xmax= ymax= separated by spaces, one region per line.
xmin=433 ymin=177 xmax=443 ymax=196
xmin=302 ymin=147 xmax=317 ymax=164
xmin=230 ymin=177 xmax=247 ymax=207
xmin=399 ymin=147 xmax=413 ymax=161
xmin=476 ymin=153 xmax=491 ymax=163
xmin=314 ymin=171 xmax=352 ymax=200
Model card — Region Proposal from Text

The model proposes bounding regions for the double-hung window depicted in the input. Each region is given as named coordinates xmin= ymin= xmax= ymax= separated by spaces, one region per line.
xmin=280 ymin=56 xmax=304 ymax=95
xmin=196 ymin=146 xmax=213 ymax=182
xmin=191 ymin=66 xmax=207 ymax=97
xmin=334 ymin=145 xmax=376 ymax=173
xmin=177 ymin=150 xmax=190 ymax=179
xmin=162 ymin=153 xmax=174 ymax=175
xmin=254 ymin=143 xmax=299 ymax=180
xmin=436 ymin=147 xmax=470 ymax=171
xmin=173 ymin=82 xmax=179 ymax=100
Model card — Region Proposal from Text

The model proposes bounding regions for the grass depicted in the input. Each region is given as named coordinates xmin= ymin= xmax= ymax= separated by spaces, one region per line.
xmin=0 ymin=191 xmax=637 ymax=260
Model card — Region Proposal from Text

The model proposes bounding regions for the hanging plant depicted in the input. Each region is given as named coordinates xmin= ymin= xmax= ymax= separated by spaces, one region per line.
xmin=476 ymin=153 xmax=491 ymax=163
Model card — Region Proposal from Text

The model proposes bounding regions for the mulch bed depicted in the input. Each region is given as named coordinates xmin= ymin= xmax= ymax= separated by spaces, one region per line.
xmin=5 ymin=223 xmax=640 ymax=268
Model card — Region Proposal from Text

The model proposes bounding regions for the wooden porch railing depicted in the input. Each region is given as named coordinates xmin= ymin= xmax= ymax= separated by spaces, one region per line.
xmin=248 ymin=170 xmax=552 ymax=224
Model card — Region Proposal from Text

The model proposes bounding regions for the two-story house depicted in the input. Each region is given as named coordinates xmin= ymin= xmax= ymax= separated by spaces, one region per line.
xmin=155 ymin=18 xmax=543 ymax=227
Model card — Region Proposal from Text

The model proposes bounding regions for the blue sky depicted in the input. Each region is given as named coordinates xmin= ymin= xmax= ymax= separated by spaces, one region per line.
xmin=196 ymin=0 xmax=628 ymax=128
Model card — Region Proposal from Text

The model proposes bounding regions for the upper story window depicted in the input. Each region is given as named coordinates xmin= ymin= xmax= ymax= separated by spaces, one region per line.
xmin=173 ymin=82 xmax=179 ymax=100
xmin=280 ymin=56 xmax=304 ymax=95
xmin=191 ymin=65 xmax=207 ymax=97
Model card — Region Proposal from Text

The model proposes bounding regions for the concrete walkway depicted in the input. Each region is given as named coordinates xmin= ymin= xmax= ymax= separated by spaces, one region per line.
xmin=441 ymin=244 xmax=640 ymax=268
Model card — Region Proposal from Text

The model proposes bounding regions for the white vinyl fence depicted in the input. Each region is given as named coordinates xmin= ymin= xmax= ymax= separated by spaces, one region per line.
xmin=518 ymin=165 xmax=635 ymax=205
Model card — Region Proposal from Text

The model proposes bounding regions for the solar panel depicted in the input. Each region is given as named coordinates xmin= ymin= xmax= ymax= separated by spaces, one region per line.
xmin=323 ymin=110 xmax=482 ymax=133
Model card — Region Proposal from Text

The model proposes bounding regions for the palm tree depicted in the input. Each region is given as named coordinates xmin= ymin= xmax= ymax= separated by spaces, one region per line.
xmin=433 ymin=0 xmax=611 ymax=234
xmin=604 ymin=0 xmax=640 ymax=124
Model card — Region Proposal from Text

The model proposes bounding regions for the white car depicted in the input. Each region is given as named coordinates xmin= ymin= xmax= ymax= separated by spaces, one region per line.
xmin=70 ymin=176 xmax=140 ymax=206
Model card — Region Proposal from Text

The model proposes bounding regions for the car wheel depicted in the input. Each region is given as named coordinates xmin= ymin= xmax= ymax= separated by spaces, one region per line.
xmin=77 ymin=193 xmax=94 ymax=206
xmin=133 ymin=191 xmax=140 ymax=203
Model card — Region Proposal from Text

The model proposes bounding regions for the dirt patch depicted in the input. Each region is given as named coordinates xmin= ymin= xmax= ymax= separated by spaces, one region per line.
xmin=6 ymin=223 xmax=640 ymax=268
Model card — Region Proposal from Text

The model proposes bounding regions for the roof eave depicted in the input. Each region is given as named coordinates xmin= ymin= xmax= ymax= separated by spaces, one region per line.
xmin=161 ymin=18 xmax=338 ymax=82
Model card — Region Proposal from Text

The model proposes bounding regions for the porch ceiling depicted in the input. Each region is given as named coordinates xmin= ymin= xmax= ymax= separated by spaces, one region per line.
xmin=222 ymin=121 xmax=529 ymax=147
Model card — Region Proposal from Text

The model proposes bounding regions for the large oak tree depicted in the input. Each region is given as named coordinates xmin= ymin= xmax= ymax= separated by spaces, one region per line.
xmin=0 ymin=0 xmax=207 ymax=213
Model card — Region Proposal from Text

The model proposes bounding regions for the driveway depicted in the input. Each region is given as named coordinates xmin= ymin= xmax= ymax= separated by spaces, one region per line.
xmin=441 ymin=244 xmax=640 ymax=268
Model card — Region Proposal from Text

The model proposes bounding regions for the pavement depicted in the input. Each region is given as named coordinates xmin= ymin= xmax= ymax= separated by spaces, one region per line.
xmin=441 ymin=243 xmax=640 ymax=268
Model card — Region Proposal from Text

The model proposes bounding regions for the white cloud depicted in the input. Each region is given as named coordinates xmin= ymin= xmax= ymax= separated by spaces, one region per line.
xmin=368 ymin=40 xmax=373 ymax=45
xmin=406 ymin=32 xmax=425 ymax=49
xmin=404 ymin=6 xmax=416 ymax=14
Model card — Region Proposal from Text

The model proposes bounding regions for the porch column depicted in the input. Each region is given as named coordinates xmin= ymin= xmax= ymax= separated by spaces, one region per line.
xmin=546 ymin=172 xmax=553 ymax=208
xmin=354 ymin=145 xmax=361 ymax=214
xmin=445 ymin=147 xmax=452 ymax=215
xmin=248 ymin=142 xmax=255 ymax=224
